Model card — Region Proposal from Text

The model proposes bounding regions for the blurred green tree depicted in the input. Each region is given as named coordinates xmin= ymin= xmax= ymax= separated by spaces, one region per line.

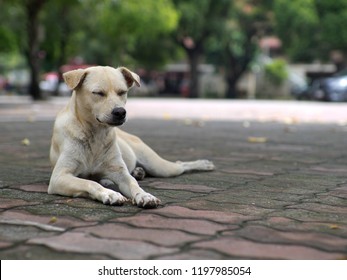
xmin=173 ymin=0 xmax=232 ymax=98
xmin=273 ymin=0 xmax=320 ymax=62
xmin=76 ymin=0 xmax=179 ymax=68
xmin=24 ymin=0 xmax=47 ymax=100
xmin=174 ymin=0 xmax=271 ymax=98
xmin=1 ymin=0 xmax=178 ymax=99
xmin=1 ymin=0 xmax=48 ymax=99
xmin=274 ymin=0 xmax=347 ymax=68
xmin=41 ymin=0 xmax=80 ymax=71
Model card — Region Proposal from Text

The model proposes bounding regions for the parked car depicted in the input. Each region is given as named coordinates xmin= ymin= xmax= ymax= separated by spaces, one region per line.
xmin=307 ymin=68 xmax=347 ymax=101
xmin=289 ymin=72 xmax=309 ymax=100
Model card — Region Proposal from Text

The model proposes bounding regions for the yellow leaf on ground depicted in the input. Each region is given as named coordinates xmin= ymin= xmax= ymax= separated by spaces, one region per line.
xmin=162 ymin=113 xmax=172 ymax=120
xmin=27 ymin=115 xmax=36 ymax=122
xmin=329 ymin=224 xmax=340 ymax=229
xmin=248 ymin=137 xmax=267 ymax=143
xmin=21 ymin=138 xmax=30 ymax=146
xmin=49 ymin=216 xmax=57 ymax=224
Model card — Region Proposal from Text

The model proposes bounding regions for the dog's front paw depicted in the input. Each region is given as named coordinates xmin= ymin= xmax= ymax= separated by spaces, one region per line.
xmin=196 ymin=159 xmax=215 ymax=171
xmin=99 ymin=189 xmax=128 ymax=206
xmin=132 ymin=192 xmax=161 ymax=209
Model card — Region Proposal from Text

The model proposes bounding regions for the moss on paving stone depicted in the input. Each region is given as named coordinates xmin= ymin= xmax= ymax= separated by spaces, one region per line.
xmin=166 ymin=174 xmax=248 ymax=189
xmin=156 ymin=189 xmax=207 ymax=201
xmin=179 ymin=198 xmax=274 ymax=216
xmin=0 ymin=166 xmax=49 ymax=186
xmin=0 ymin=225 xmax=58 ymax=242
xmin=205 ymin=191 xmax=292 ymax=209
xmin=251 ymin=219 xmax=347 ymax=238
xmin=0 ymin=188 xmax=55 ymax=203
xmin=230 ymin=185 xmax=307 ymax=202
xmin=303 ymin=195 xmax=347 ymax=207
xmin=270 ymin=209 xmax=346 ymax=224
xmin=17 ymin=203 xmax=133 ymax=221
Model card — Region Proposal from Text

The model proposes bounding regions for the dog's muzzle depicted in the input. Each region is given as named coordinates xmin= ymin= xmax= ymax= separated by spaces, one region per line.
xmin=110 ymin=107 xmax=126 ymax=126
xmin=96 ymin=107 xmax=127 ymax=126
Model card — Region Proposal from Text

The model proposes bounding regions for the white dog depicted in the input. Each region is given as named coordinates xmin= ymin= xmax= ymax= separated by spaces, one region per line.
xmin=48 ymin=66 xmax=214 ymax=208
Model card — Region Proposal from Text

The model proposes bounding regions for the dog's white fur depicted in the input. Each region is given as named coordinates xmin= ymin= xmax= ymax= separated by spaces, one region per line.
xmin=48 ymin=66 xmax=214 ymax=208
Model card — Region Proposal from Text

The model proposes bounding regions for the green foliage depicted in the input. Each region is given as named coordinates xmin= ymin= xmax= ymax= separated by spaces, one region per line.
xmin=0 ymin=2 xmax=25 ymax=53
xmin=99 ymin=0 xmax=178 ymax=40
xmin=0 ymin=28 xmax=16 ymax=53
xmin=0 ymin=0 xmax=179 ymax=72
xmin=92 ymin=0 xmax=179 ymax=68
xmin=316 ymin=0 xmax=347 ymax=50
xmin=264 ymin=59 xmax=288 ymax=86
xmin=174 ymin=0 xmax=231 ymax=46
xmin=274 ymin=0 xmax=347 ymax=62
xmin=274 ymin=0 xmax=320 ymax=61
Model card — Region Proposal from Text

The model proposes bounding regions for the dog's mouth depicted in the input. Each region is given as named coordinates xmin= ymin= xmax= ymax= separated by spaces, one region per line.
xmin=96 ymin=117 xmax=126 ymax=126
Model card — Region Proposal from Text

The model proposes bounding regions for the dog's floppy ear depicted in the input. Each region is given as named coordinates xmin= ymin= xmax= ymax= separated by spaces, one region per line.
xmin=119 ymin=67 xmax=141 ymax=88
xmin=63 ymin=69 xmax=87 ymax=90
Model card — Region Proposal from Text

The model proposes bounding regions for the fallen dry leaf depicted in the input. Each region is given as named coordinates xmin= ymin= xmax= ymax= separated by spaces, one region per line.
xmin=49 ymin=216 xmax=57 ymax=224
xmin=184 ymin=118 xmax=193 ymax=125
xmin=27 ymin=115 xmax=36 ymax=122
xmin=283 ymin=117 xmax=299 ymax=125
xmin=248 ymin=137 xmax=267 ymax=143
xmin=21 ymin=138 xmax=30 ymax=146
xmin=183 ymin=119 xmax=205 ymax=127
xmin=329 ymin=224 xmax=340 ymax=230
xmin=162 ymin=113 xmax=172 ymax=120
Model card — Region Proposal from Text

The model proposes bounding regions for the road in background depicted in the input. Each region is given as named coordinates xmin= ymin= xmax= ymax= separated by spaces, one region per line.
xmin=1 ymin=96 xmax=347 ymax=124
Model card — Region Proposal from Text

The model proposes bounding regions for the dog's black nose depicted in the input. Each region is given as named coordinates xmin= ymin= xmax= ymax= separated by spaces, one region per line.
xmin=111 ymin=107 xmax=126 ymax=119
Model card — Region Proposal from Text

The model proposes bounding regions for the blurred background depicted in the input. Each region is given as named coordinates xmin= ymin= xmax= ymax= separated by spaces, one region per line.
xmin=1 ymin=0 xmax=347 ymax=102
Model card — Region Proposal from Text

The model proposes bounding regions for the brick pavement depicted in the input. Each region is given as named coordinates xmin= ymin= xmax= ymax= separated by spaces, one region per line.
xmin=0 ymin=98 xmax=347 ymax=259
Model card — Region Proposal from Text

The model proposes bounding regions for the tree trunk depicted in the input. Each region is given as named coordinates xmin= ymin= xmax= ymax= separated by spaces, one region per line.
xmin=226 ymin=76 xmax=238 ymax=99
xmin=25 ymin=0 xmax=46 ymax=100
xmin=27 ymin=61 xmax=41 ymax=100
xmin=53 ymin=7 xmax=70 ymax=96
xmin=187 ymin=50 xmax=200 ymax=98
xmin=223 ymin=24 xmax=257 ymax=99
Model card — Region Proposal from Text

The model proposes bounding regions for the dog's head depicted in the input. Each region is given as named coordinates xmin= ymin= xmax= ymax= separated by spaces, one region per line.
xmin=63 ymin=66 xmax=140 ymax=126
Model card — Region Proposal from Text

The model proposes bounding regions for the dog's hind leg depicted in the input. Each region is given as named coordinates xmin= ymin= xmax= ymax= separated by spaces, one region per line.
xmin=133 ymin=141 xmax=214 ymax=178
xmin=116 ymin=128 xmax=214 ymax=178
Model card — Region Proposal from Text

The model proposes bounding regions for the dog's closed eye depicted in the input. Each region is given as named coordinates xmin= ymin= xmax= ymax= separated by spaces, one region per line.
xmin=118 ymin=90 xmax=127 ymax=96
xmin=92 ymin=90 xmax=106 ymax=97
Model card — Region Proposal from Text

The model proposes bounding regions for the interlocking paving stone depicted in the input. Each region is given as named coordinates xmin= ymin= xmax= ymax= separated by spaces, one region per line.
xmin=149 ymin=181 xmax=218 ymax=193
xmin=155 ymin=249 xmax=227 ymax=260
xmin=16 ymin=203 xmax=129 ymax=222
xmin=193 ymin=237 xmax=344 ymax=259
xmin=0 ymin=197 xmax=39 ymax=209
xmin=74 ymin=223 xmax=202 ymax=246
xmin=147 ymin=205 xmax=255 ymax=224
xmin=252 ymin=217 xmax=347 ymax=238
xmin=28 ymin=231 xmax=177 ymax=259
xmin=114 ymin=214 xmax=235 ymax=235
xmin=0 ymin=245 xmax=110 ymax=260
xmin=0 ymin=241 xmax=13 ymax=249
xmin=0 ymin=209 xmax=97 ymax=229
xmin=228 ymin=225 xmax=347 ymax=252
xmin=0 ymin=224 xmax=58 ymax=242
xmin=15 ymin=184 xmax=47 ymax=193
